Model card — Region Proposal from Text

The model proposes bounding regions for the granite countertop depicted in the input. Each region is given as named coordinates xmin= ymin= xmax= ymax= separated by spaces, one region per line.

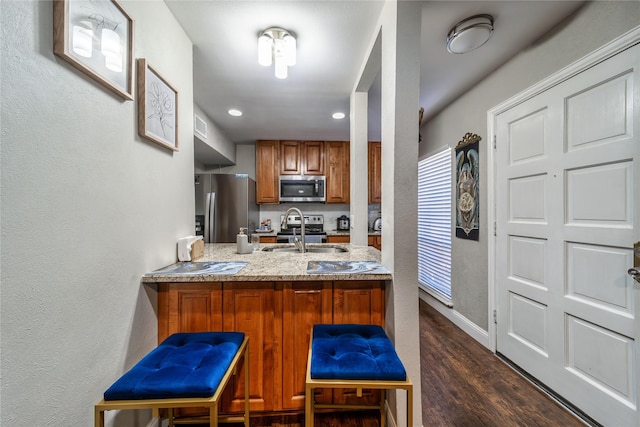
xmin=142 ymin=243 xmax=390 ymax=283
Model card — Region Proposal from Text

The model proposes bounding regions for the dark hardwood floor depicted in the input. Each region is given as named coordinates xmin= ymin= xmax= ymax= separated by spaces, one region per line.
xmin=418 ymin=299 xmax=584 ymax=427
xmin=195 ymin=299 xmax=585 ymax=426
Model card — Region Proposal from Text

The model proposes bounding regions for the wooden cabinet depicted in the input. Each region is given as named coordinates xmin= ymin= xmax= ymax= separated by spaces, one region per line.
xmin=332 ymin=281 xmax=385 ymax=406
xmin=326 ymin=235 xmax=350 ymax=243
xmin=156 ymin=280 xmax=384 ymax=416
xmin=325 ymin=141 xmax=350 ymax=203
xmin=259 ymin=235 xmax=277 ymax=244
xmin=256 ymin=140 xmax=279 ymax=204
xmin=222 ymin=283 xmax=275 ymax=413
xmin=368 ymin=141 xmax=381 ymax=203
xmin=157 ymin=283 xmax=223 ymax=342
xmin=368 ymin=235 xmax=382 ymax=250
xmin=280 ymin=141 xmax=324 ymax=175
xmin=279 ymin=281 xmax=333 ymax=410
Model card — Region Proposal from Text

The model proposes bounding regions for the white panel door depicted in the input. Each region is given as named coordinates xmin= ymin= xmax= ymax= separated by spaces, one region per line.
xmin=495 ymin=43 xmax=639 ymax=426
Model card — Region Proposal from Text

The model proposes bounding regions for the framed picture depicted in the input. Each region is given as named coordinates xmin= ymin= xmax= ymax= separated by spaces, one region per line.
xmin=455 ymin=132 xmax=480 ymax=240
xmin=137 ymin=58 xmax=179 ymax=151
xmin=53 ymin=0 xmax=134 ymax=100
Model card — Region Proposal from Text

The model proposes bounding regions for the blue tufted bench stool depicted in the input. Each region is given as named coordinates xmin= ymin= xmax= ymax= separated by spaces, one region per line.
xmin=305 ymin=324 xmax=412 ymax=427
xmin=94 ymin=332 xmax=249 ymax=427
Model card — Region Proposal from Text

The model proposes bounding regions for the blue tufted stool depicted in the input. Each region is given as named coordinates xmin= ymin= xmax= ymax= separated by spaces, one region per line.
xmin=94 ymin=332 xmax=249 ymax=427
xmin=305 ymin=324 xmax=413 ymax=426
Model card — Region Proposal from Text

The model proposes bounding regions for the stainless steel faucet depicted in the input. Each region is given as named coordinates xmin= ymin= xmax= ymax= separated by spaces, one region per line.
xmin=281 ymin=207 xmax=306 ymax=253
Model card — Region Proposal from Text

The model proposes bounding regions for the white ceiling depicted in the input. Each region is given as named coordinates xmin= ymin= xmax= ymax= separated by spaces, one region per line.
xmin=165 ymin=0 xmax=585 ymax=165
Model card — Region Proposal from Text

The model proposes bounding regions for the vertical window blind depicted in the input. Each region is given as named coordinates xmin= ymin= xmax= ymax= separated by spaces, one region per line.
xmin=417 ymin=147 xmax=452 ymax=301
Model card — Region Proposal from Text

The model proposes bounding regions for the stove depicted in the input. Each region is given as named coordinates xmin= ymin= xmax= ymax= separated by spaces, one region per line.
xmin=277 ymin=214 xmax=326 ymax=243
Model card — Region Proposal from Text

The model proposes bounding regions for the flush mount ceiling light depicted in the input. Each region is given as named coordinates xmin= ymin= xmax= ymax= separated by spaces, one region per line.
xmin=332 ymin=112 xmax=346 ymax=120
xmin=258 ymin=27 xmax=296 ymax=79
xmin=446 ymin=14 xmax=494 ymax=54
xmin=228 ymin=109 xmax=243 ymax=117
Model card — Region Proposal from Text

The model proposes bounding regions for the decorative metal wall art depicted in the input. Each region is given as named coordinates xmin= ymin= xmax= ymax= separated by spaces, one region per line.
xmin=455 ymin=132 xmax=480 ymax=240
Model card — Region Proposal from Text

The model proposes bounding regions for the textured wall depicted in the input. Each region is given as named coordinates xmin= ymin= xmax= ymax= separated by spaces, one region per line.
xmin=420 ymin=1 xmax=640 ymax=331
xmin=1 ymin=1 xmax=193 ymax=425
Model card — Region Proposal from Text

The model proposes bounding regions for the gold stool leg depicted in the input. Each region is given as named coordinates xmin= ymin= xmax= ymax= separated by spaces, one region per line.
xmin=305 ymin=385 xmax=314 ymax=427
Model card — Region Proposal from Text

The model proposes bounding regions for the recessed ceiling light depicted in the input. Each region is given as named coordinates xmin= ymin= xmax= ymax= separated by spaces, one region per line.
xmin=228 ymin=109 xmax=243 ymax=117
xmin=332 ymin=112 xmax=345 ymax=120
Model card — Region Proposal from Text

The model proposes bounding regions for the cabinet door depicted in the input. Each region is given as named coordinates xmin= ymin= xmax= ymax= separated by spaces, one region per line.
xmin=259 ymin=236 xmax=277 ymax=244
xmin=327 ymin=235 xmax=350 ymax=243
xmin=333 ymin=280 xmax=385 ymax=405
xmin=280 ymin=141 xmax=302 ymax=175
xmin=367 ymin=235 xmax=381 ymax=250
xmin=156 ymin=283 xmax=223 ymax=418
xmin=302 ymin=141 xmax=325 ymax=175
xmin=256 ymin=140 xmax=279 ymax=203
xmin=157 ymin=283 xmax=223 ymax=343
xmin=368 ymin=141 xmax=381 ymax=203
xmin=280 ymin=281 xmax=333 ymax=409
xmin=325 ymin=141 xmax=350 ymax=203
xmin=222 ymin=283 xmax=275 ymax=413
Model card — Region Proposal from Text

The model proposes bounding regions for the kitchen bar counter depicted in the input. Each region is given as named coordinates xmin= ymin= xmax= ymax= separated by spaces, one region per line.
xmin=142 ymin=243 xmax=390 ymax=283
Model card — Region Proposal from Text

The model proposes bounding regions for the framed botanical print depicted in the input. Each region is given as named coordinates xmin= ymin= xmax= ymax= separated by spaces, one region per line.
xmin=137 ymin=58 xmax=179 ymax=151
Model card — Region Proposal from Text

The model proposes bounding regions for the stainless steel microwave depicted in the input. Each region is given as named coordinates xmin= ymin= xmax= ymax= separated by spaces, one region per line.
xmin=279 ymin=175 xmax=326 ymax=203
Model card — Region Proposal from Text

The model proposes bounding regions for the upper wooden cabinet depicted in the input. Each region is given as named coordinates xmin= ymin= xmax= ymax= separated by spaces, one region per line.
xmin=368 ymin=141 xmax=381 ymax=204
xmin=256 ymin=140 xmax=279 ymax=204
xmin=325 ymin=141 xmax=350 ymax=204
xmin=280 ymin=141 xmax=325 ymax=175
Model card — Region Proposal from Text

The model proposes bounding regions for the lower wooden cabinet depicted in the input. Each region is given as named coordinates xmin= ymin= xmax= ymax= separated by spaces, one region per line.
xmin=156 ymin=280 xmax=385 ymax=415
xmin=326 ymin=235 xmax=350 ymax=243
xmin=222 ymin=283 xmax=275 ymax=412
xmin=368 ymin=235 xmax=382 ymax=250
xmin=258 ymin=235 xmax=277 ymax=243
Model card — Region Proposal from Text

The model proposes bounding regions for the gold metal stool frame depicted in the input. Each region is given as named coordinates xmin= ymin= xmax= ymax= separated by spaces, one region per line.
xmin=94 ymin=337 xmax=249 ymax=427
xmin=304 ymin=330 xmax=413 ymax=426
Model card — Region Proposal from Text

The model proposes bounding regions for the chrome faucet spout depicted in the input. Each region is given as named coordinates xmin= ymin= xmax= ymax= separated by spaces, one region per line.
xmin=281 ymin=207 xmax=306 ymax=253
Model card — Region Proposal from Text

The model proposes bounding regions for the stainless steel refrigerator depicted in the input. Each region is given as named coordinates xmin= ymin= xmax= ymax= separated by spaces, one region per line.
xmin=195 ymin=174 xmax=259 ymax=243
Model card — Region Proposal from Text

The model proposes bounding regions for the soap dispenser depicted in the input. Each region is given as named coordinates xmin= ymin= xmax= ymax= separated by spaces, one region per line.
xmin=236 ymin=227 xmax=252 ymax=254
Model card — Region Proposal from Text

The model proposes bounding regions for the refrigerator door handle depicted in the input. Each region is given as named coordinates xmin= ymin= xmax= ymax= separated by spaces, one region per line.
xmin=205 ymin=192 xmax=215 ymax=243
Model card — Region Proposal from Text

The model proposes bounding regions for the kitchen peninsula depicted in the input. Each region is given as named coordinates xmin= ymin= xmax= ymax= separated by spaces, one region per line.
xmin=142 ymin=243 xmax=390 ymax=418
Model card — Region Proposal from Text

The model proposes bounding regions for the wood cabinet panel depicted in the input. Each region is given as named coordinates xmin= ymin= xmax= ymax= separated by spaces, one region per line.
xmin=259 ymin=236 xmax=277 ymax=244
xmin=332 ymin=280 xmax=385 ymax=405
xmin=156 ymin=283 xmax=223 ymax=418
xmin=222 ymin=283 xmax=275 ymax=413
xmin=327 ymin=235 xmax=350 ymax=243
xmin=325 ymin=141 xmax=350 ymax=203
xmin=256 ymin=140 xmax=279 ymax=203
xmin=280 ymin=281 xmax=333 ymax=409
xmin=280 ymin=141 xmax=325 ymax=175
xmin=302 ymin=141 xmax=325 ymax=175
xmin=280 ymin=141 xmax=302 ymax=175
xmin=368 ymin=235 xmax=382 ymax=250
xmin=157 ymin=283 xmax=223 ymax=343
xmin=368 ymin=141 xmax=381 ymax=204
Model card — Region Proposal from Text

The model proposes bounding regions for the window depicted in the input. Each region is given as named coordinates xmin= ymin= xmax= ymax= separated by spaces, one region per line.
xmin=417 ymin=147 xmax=452 ymax=303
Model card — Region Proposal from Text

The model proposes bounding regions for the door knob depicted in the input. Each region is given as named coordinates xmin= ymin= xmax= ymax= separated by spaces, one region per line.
xmin=629 ymin=268 xmax=640 ymax=284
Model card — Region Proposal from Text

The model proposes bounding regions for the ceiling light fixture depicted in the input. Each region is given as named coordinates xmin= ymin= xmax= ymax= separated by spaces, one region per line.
xmin=228 ymin=109 xmax=243 ymax=117
xmin=446 ymin=14 xmax=494 ymax=54
xmin=258 ymin=27 xmax=296 ymax=79
xmin=332 ymin=112 xmax=345 ymax=120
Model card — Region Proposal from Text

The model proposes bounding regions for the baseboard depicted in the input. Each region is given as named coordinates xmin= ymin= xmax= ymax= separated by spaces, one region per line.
xmin=419 ymin=289 xmax=490 ymax=350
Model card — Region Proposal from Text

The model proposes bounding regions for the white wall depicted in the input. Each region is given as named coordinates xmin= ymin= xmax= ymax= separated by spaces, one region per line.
xmin=420 ymin=1 xmax=640 ymax=332
xmin=1 ymin=1 xmax=193 ymax=425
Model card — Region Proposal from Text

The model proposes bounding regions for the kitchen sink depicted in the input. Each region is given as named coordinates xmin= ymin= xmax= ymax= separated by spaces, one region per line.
xmin=261 ymin=245 xmax=348 ymax=253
